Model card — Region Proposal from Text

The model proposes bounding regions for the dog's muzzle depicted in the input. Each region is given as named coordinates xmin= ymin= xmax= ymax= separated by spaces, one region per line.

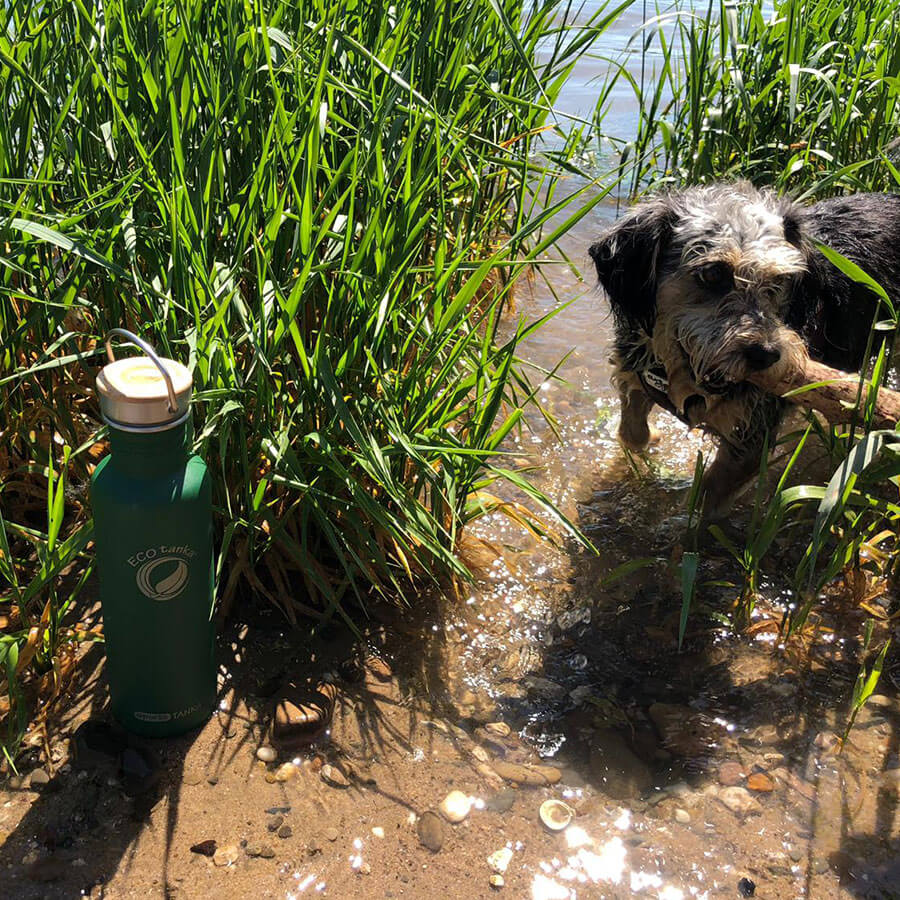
xmin=743 ymin=342 xmax=781 ymax=371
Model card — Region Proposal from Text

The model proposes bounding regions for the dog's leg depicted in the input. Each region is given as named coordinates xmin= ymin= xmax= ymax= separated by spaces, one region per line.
xmin=700 ymin=394 xmax=784 ymax=520
xmin=618 ymin=373 xmax=659 ymax=452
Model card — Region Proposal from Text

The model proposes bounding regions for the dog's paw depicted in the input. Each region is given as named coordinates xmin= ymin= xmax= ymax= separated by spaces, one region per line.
xmin=618 ymin=423 xmax=661 ymax=453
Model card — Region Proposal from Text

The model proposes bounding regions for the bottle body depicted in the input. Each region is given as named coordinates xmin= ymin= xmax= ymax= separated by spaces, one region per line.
xmin=90 ymin=422 xmax=215 ymax=736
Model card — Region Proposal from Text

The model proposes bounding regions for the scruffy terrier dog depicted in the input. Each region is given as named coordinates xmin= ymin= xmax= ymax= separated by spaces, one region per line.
xmin=590 ymin=181 xmax=900 ymax=517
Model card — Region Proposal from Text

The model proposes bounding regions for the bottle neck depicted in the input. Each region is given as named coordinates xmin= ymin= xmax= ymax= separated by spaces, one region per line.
xmin=107 ymin=420 xmax=192 ymax=473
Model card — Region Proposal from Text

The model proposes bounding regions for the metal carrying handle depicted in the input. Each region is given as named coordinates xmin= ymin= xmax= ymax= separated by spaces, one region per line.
xmin=104 ymin=328 xmax=178 ymax=414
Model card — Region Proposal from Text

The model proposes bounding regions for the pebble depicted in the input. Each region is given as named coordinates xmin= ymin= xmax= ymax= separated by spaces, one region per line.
xmin=789 ymin=847 xmax=804 ymax=863
xmin=372 ymin=827 xmax=385 ymax=838
xmin=488 ymin=847 xmax=513 ymax=873
xmin=485 ymin=722 xmax=511 ymax=737
xmin=491 ymin=761 xmax=561 ymax=785
xmin=674 ymin=808 xmax=691 ymax=824
xmin=523 ymin=676 xmax=567 ymax=702
xmin=321 ymin=764 xmax=350 ymax=788
xmin=190 ymin=840 xmax=217 ymax=857
xmin=417 ymin=811 xmax=445 ymax=852
xmin=737 ymin=876 xmax=756 ymax=897
xmin=274 ymin=762 xmax=298 ymax=782
xmin=489 ymin=874 xmax=505 ymax=889
xmin=267 ymin=815 xmax=284 ymax=832
xmin=470 ymin=745 xmax=492 ymax=763
xmin=277 ymin=825 xmax=292 ymax=839
xmin=213 ymin=845 xmax=240 ymax=867
xmin=29 ymin=768 xmax=50 ymax=789
xmin=245 ymin=842 xmax=276 ymax=858
xmin=747 ymin=773 xmax=775 ymax=793
xmin=439 ymin=790 xmax=473 ymax=823
xmin=539 ymin=799 xmax=573 ymax=832
xmin=717 ymin=761 xmax=746 ymax=786
xmin=256 ymin=746 xmax=277 ymax=763
xmin=325 ymin=826 xmax=340 ymax=842
xmin=717 ymin=787 xmax=762 ymax=817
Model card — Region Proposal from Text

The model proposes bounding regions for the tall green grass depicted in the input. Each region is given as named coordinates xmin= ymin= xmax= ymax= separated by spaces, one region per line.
xmin=0 ymin=0 xmax=625 ymax=759
xmin=602 ymin=0 xmax=900 ymax=197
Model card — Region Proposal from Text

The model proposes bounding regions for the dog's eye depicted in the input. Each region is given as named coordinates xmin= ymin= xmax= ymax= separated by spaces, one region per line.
xmin=695 ymin=262 xmax=734 ymax=292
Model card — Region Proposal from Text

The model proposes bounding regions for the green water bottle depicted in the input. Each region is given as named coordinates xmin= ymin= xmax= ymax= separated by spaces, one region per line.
xmin=90 ymin=329 xmax=215 ymax=737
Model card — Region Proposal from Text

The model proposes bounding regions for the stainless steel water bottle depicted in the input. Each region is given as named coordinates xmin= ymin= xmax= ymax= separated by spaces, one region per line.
xmin=90 ymin=329 xmax=215 ymax=736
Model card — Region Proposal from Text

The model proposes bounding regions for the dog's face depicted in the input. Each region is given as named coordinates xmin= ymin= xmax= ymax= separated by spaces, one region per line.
xmin=590 ymin=182 xmax=808 ymax=389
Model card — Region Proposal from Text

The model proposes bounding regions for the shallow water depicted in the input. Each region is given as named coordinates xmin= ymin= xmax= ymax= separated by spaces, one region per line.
xmin=398 ymin=3 xmax=900 ymax=896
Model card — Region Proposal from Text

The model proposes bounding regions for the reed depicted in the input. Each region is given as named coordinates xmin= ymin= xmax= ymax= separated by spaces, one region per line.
xmin=0 ymin=0 xmax=623 ymax=761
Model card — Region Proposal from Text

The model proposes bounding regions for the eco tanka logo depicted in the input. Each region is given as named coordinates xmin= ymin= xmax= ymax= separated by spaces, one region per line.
xmin=128 ymin=545 xmax=196 ymax=601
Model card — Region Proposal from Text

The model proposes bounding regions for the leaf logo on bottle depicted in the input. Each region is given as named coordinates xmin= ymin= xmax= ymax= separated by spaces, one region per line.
xmin=128 ymin=545 xmax=196 ymax=601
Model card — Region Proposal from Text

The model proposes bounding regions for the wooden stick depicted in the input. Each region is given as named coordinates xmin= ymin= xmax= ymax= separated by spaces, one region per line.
xmin=748 ymin=357 xmax=900 ymax=430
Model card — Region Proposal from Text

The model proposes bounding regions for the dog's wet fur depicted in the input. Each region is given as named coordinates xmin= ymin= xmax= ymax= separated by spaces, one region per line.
xmin=590 ymin=181 xmax=900 ymax=517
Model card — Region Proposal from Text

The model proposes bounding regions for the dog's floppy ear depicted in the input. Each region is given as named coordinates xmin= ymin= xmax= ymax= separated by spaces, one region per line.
xmin=589 ymin=200 xmax=675 ymax=332
xmin=782 ymin=209 xmax=803 ymax=247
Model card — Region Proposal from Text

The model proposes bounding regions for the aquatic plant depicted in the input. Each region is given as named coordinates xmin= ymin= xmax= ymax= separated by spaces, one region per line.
xmin=0 ymin=0 xmax=625 ymax=762
xmin=603 ymin=0 xmax=900 ymax=197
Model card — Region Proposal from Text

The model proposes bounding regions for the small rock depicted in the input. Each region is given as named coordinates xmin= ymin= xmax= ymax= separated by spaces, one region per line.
xmin=539 ymin=799 xmax=573 ymax=832
xmin=207 ymin=775 xmax=219 ymax=786
xmin=213 ymin=845 xmax=239 ymax=867
xmin=417 ymin=811 xmax=445 ymax=852
xmin=273 ymin=682 xmax=337 ymax=746
xmin=321 ymin=764 xmax=350 ymax=788
xmin=121 ymin=746 xmax=160 ymax=795
xmin=439 ymin=790 xmax=473 ymax=823
xmin=372 ymin=826 xmax=385 ymax=838
xmin=789 ymin=847 xmax=804 ymax=863
xmin=491 ymin=761 xmax=561 ymax=786
xmin=813 ymin=855 xmax=829 ymax=875
xmin=470 ymin=745 xmax=492 ymax=763
xmin=489 ymin=874 xmax=505 ymax=889
xmin=29 ymin=768 xmax=51 ymax=789
xmin=674 ymin=808 xmax=691 ymax=824
xmin=486 ymin=722 xmax=511 ymax=738
xmin=325 ymin=827 xmax=340 ymax=842
xmin=747 ymin=773 xmax=775 ymax=793
xmin=589 ymin=729 xmax=652 ymax=800
xmin=246 ymin=842 xmax=275 ymax=859
xmin=488 ymin=847 xmax=513 ymax=873
xmin=256 ymin=746 xmax=277 ymax=763
xmin=8 ymin=775 xmax=28 ymax=790
xmin=190 ymin=840 xmax=217 ymax=857
xmin=523 ymin=676 xmax=567 ymax=702
xmin=737 ymin=876 xmax=756 ymax=897
xmin=274 ymin=762 xmax=298 ymax=782
xmin=267 ymin=815 xmax=284 ymax=832
xmin=717 ymin=761 xmax=746 ymax=787
xmin=277 ymin=825 xmax=292 ymax=839
xmin=717 ymin=787 xmax=762 ymax=817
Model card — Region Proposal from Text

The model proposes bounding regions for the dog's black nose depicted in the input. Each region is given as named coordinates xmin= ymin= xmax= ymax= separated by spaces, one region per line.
xmin=744 ymin=343 xmax=781 ymax=371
